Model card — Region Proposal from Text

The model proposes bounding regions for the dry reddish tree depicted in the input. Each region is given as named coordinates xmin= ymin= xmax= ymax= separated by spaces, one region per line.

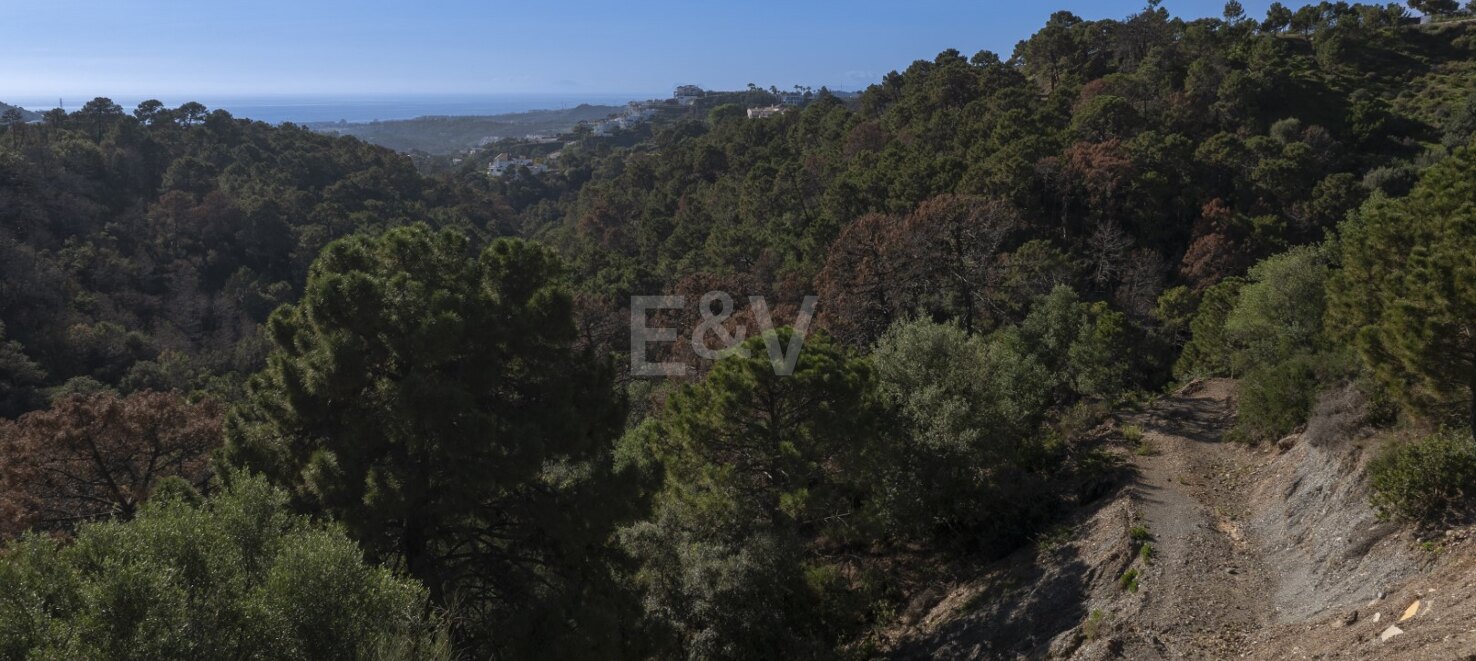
xmin=1179 ymin=198 xmax=1252 ymax=290
xmin=0 ymin=391 xmax=222 ymax=537
xmin=817 ymin=196 xmax=1021 ymax=345
xmin=814 ymin=212 xmax=905 ymax=347
xmin=1063 ymin=139 xmax=1136 ymax=220
xmin=897 ymin=195 xmax=1020 ymax=334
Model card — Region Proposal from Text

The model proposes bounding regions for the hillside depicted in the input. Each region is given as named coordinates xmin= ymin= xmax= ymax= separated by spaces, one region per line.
xmin=5 ymin=3 xmax=1476 ymax=659
xmin=0 ymin=101 xmax=40 ymax=123
xmin=892 ymin=380 xmax=1475 ymax=659
xmin=0 ymin=98 xmax=512 ymax=418
xmin=307 ymin=103 xmax=623 ymax=153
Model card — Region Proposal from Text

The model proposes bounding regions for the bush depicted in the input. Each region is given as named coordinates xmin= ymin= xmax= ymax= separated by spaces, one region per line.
xmin=870 ymin=318 xmax=1056 ymax=548
xmin=1232 ymin=354 xmax=1322 ymax=443
xmin=1369 ymin=430 xmax=1476 ymax=523
xmin=1083 ymin=609 xmax=1107 ymax=640
xmin=1233 ymin=350 xmax=1357 ymax=443
xmin=1118 ymin=567 xmax=1140 ymax=592
xmin=0 ymin=473 xmax=444 ymax=660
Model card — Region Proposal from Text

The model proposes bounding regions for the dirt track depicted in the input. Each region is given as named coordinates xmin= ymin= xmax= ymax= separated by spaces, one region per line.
xmin=892 ymin=379 xmax=1476 ymax=660
xmin=1114 ymin=380 xmax=1476 ymax=660
xmin=1123 ymin=379 xmax=1271 ymax=658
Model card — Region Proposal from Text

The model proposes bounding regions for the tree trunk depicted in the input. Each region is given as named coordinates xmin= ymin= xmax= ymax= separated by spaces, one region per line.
xmin=402 ymin=520 xmax=443 ymax=605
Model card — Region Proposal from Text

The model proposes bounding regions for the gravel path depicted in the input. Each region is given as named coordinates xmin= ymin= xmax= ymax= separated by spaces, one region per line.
xmin=1123 ymin=380 xmax=1272 ymax=658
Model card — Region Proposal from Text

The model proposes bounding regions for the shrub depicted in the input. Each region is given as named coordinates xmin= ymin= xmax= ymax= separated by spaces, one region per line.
xmin=1057 ymin=400 xmax=1111 ymax=443
xmin=1118 ymin=567 xmax=1140 ymax=592
xmin=1083 ymin=609 xmax=1107 ymax=640
xmin=870 ymin=318 xmax=1055 ymax=548
xmin=1232 ymin=354 xmax=1322 ymax=443
xmin=0 ymin=473 xmax=444 ymax=660
xmin=1124 ymin=424 xmax=1156 ymax=455
xmin=1368 ymin=430 xmax=1476 ymax=523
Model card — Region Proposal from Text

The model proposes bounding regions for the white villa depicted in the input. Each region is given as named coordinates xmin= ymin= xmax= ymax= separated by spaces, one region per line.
xmin=488 ymin=154 xmax=547 ymax=177
xmin=747 ymin=105 xmax=787 ymax=119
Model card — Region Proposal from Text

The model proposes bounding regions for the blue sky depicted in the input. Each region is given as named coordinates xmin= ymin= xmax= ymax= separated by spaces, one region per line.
xmin=4 ymin=0 xmax=1275 ymax=100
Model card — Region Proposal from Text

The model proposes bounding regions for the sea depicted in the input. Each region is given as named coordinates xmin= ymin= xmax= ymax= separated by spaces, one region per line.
xmin=7 ymin=93 xmax=653 ymax=125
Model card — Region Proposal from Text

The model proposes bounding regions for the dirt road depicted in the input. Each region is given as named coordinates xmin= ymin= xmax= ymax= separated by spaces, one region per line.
xmin=1122 ymin=379 xmax=1271 ymax=658
xmin=894 ymin=379 xmax=1476 ymax=659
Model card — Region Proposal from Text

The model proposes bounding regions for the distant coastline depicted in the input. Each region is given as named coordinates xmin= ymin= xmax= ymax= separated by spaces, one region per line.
xmin=3 ymin=93 xmax=655 ymax=125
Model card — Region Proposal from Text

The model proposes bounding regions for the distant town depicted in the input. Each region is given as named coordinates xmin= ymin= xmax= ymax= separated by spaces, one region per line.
xmin=483 ymin=84 xmax=855 ymax=178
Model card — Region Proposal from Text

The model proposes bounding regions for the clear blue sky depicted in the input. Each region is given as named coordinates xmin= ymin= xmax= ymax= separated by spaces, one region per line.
xmin=4 ymin=0 xmax=1277 ymax=99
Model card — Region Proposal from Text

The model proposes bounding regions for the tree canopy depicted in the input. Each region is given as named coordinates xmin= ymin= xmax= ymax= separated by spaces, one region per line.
xmin=0 ymin=473 xmax=444 ymax=660
xmin=222 ymin=224 xmax=640 ymax=657
xmin=1330 ymin=145 xmax=1476 ymax=435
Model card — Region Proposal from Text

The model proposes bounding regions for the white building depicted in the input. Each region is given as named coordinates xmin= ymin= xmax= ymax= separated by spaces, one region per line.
xmin=488 ymin=153 xmax=546 ymax=177
xmin=674 ymin=84 xmax=704 ymax=106
xmin=747 ymin=105 xmax=787 ymax=119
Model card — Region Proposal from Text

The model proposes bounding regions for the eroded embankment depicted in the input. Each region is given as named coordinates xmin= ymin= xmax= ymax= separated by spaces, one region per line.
xmin=890 ymin=380 xmax=1476 ymax=660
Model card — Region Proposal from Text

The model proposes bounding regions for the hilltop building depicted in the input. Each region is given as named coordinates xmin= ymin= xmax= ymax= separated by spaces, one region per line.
xmin=747 ymin=105 xmax=788 ymax=119
xmin=674 ymin=85 xmax=704 ymax=106
xmin=488 ymin=153 xmax=546 ymax=177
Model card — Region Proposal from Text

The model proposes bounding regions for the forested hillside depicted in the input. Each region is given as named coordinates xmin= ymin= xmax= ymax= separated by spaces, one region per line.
xmin=0 ymin=98 xmax=512 ymax=417
xmin=513 ymin=1 xmax=1472 ymax=346
xmin=4 ymin=2 xmax=1476 ymax=660
xmin=0 ymin=103 xmax=40 ymax=124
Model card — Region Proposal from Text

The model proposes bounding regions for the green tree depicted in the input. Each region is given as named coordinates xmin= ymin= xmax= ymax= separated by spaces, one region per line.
xmin=0 ymin=472 xmax=445 ymax=660
xmin=73 ymin=97 xmax=124 ymax=141
xmin=223 ymin=225 xmax=639 ymax=656
xmin=646 ymin=329 xmax=877 ymax=534
xmin=621 ymin=330 xmax=879 ymax=659
xmin=1174 ymin=278 xmax=1245 ymax=380
xmin=1410 ymin=0 xmax=1460 ymax=17
xmin=1223 ymin=243 xmax=1330 ymax=370
xmin=1223 ymin=0 xmax=1246 ymax=23
xmin=870 ymin=318 xmax=1053 ymax=546
xmin=0 ymin=322 xmax=45 ymax=418
xmin=1329 ymin=147 xmax=1476 ymax=436
xmin=1009 ymin=286 xmax=1135 ymax=401
xmin=1261 ymin=2 xmax=1293 ymax=31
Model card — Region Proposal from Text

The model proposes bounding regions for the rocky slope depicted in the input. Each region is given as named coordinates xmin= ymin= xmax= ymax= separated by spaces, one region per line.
xmin=889 ymin=380 xmax=1476 ymax=659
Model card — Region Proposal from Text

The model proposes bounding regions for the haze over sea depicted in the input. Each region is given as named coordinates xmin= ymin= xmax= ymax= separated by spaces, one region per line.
xmin=6 ymin=93 xmax=653 ymax=124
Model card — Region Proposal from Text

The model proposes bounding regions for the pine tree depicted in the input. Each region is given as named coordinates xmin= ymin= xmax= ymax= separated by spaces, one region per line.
xmin=620 ymin=330 xmax=880 ymax=658
xmin=1330 ymin=147 xmax=1476 ymax=435
xmin=223 ymin=224 xmax=640 ymax=656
